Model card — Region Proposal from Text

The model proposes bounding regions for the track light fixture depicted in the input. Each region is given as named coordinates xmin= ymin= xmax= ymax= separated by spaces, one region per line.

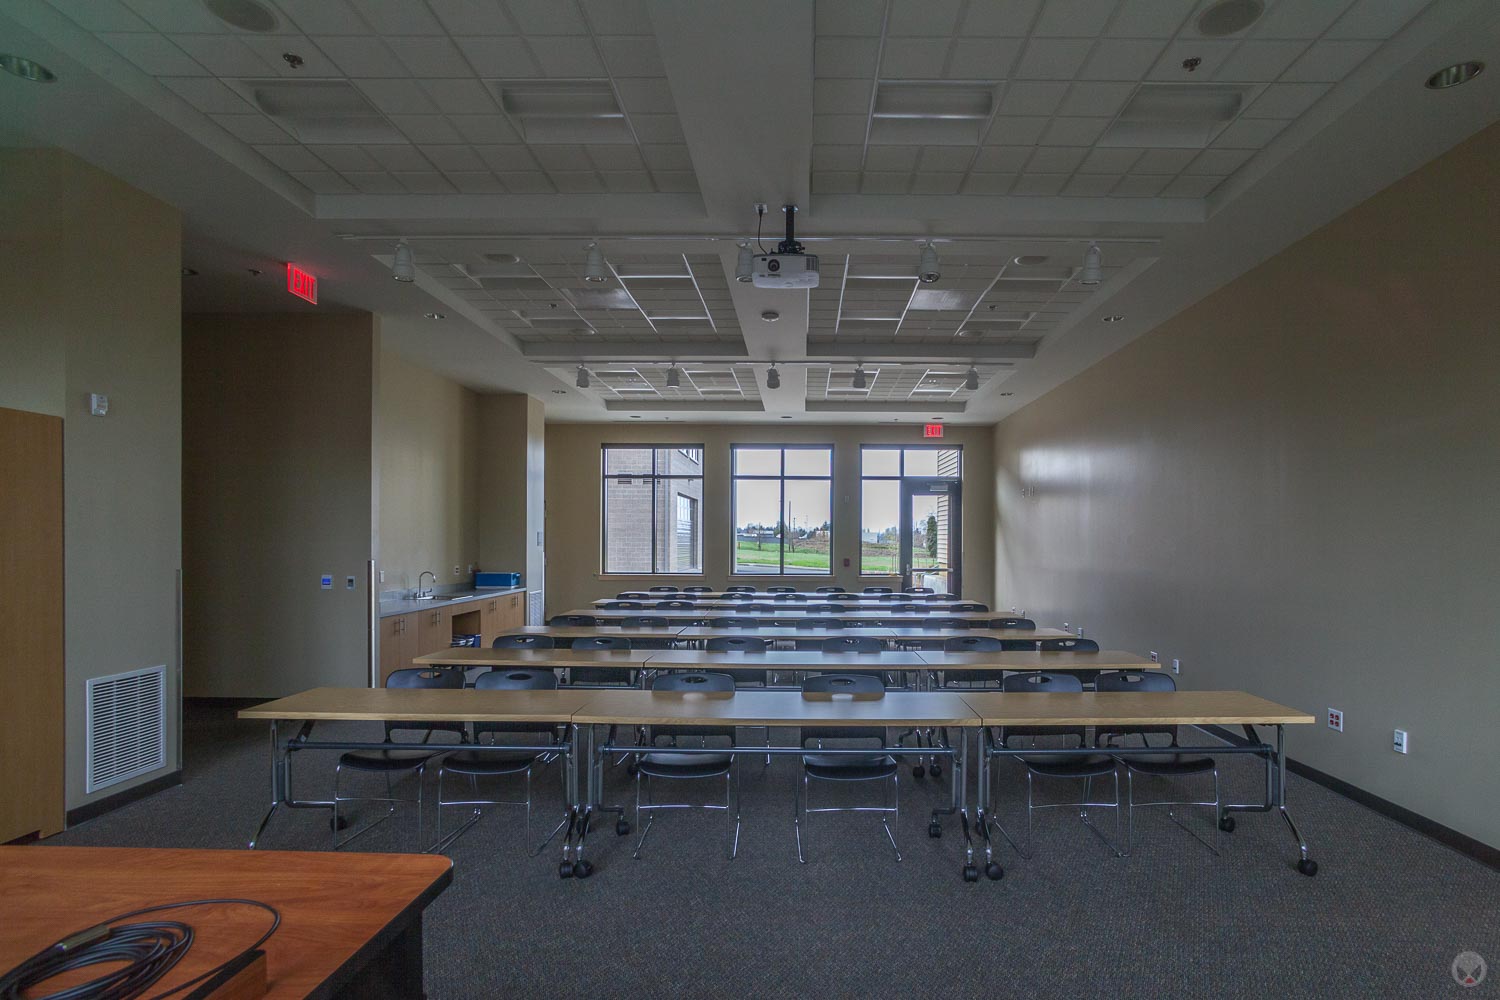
xmin=1080 ymin=243 xmax=1102 ymax=285
xmin=852 ymin=365 xmax=868 ymax=390
xmin=736 ymin=241 xmax=753 ymax=283
xmin=964 ymin=367 xmax=980 ymax=391
xmin=583 ymin=242 xmax=609 ymax=282
xmin=918 ymin=242 xmax=940 ymax=283
xmin=666 ymin=365 xmax=681 ymax=388
xmin=765 ymin=365 xmax=780 ymax=390
xmin=576 ymin=365 xmax=590 ymax=388
xmin=391 ymin=239 xmax=415 ymax=282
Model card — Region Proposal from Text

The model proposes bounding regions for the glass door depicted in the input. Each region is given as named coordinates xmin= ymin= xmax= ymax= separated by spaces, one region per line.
xmin=899 ymin=478 xmax=961 ymax=595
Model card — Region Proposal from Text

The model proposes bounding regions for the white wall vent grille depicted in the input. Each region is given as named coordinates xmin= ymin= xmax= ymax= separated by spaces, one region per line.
xmin=528 ymin=590 xmax=543 ymax=626
xmin=86 ymin=665 xmax=166 ymax=793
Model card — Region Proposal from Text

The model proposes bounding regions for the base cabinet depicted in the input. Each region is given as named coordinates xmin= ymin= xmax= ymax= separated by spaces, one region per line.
xmin=378 ymin=614 xmax=417 ymax=686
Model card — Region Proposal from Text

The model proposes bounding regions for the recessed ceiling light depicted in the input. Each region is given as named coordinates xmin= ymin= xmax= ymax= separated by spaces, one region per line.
xmin=1196 ymin=0 xmax=1264 ymax=38
xmin=760 ymin=310 xmax=780 ymax=322
xmin=181 ymin=267 xmax=199 ymax=277
xmin=0 ymin=55 xmax=56 ymax=83
xmin=1426 ymin=62 xmax=1484 ymax=89
xmin=202 ymin=0 xmax=279 ymax=32
xmin=1102 ymin=314 xmax=1124 ymax=323
xmin=424 ymin=312 xmax=445 ymax=320
xmin=780 ymin=415 xmax=792 ymax=420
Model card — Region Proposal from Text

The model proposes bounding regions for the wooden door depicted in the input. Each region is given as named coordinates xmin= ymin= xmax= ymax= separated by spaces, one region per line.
xmin=501 ymin=592 xmax=525 ymax=629
xmin=377 ymin=615 xmax=415 ymax=686
xmin=479 ymin=598 xmax=499 ymax=646
xmin=416 ymin=607 xmax=449 ymax=658
xmin=0 ymin=407 xmax=65 ymax=841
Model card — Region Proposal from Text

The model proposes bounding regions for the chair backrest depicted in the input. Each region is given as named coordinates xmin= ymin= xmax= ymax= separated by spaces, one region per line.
xmin=920 ymin=617 xmax=971 ymax=629
xmin=600 ymin=601 xmax=644 ymax=610
xmin=384 ymin=668 xmax=466 ymax=740
xmin=649 ymin=671 xmax=737 ymax=740
xmin=804 ymin=604 xmax=848 ymax=614
xmin=649 ymin=586 xmax=677 ymax=592
xmin=572 ymin=635 xmax=631 ymax=650
xmin=683 ymin=586 xmax=712 ymax=593
xmin=904 ymin=586 xmax=934 ymax=594
xmin=772 ymin=593 xmax=808 ymax=601
xmin=795 ymin=617 xmax=845 ymax=629
xmin=722 ymin=592 xmax=752 ymax=600
xmin=767 ymin=586 xmax=796 ymax=593
xmin=726 ymin=586 xmax=756 ymax=593
xmin=990 ymin=617 xmax=1035 ymax=629
xmin=475 ymin=667 xmax=556 ymax=690
xmin=888 ymin=603 xmax=923 ymax=612
xmin=741 ymin=603 xmax=777 ymax=612
xmin=999 ymin=640 xmax=1040 ymax=651
xmin=800 ymin=673 xmax=885 ymax=742
xmin=820 ymin=636 xmax=883 ymax=654
xmin=706 ymin=635 xmax=769 ymax=652
xmin=621 ymin=615 xmax=668 ymax=627
xmin=492 ymin=633 xmax=555 ymax=649
xmin=1040 ymin=637 xmax=1099 ymax=652
xmin=656 ymin=600 xmax=695 ymax=610
xmin=950 ymin=603 xmax=989 ymax=612
xmin=943 ymin=635 xmax=1003 ymax=652
xmin=999 ymin=672 xmax=1085 ymax=743
xmin=709 ymin=616 xmax=761 ymax=628
xmin=863 ymin=586 xmax=893 ymax=593
xmin=929 ymin=593 xmax=959 ymax=600
xmin=876 ymin=593 xmax=900 ymax=601
xmin=617 ymin=592 xmax=651 ymax=599
xmin=1095 ymin=670 xmax=1179 ymax=744
xmin=815 ymin=586 xmax=847 ymax=593
xmin=550 ymin=614 xmax=597 ymax=626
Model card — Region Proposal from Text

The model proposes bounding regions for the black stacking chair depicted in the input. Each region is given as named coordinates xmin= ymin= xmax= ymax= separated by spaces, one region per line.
xmin=573 ymin=635 xmax=630 ymax=650
xmin=649 ymin=586 xmax=677 ymax=592
xmin=815 ymin=586 xmax=847 ymax=593
xmin=707 ymin=635 xmax=770 ymax=652
xmin=919 ymin=617 xmax=971 ymax=630
xmin=1041 ymin=638 xmax=1099 ymax=652
xmin=684 ymin=586 xmax=713 ymax=593
xmin=796 ymin=617 xmax=845 ymax=629
xmin=929 ymin=593 xmax=959 ymax=600
xmin=804 ymin=603 xmax=849 ymax=614
xmin=772 ymin=593 xmax=809 ymax=601
xmin=949 ymin=603 xmax=989 ymax=612
xmin=990 ymin=672 xmax=1122 ymax=859
xmin=333 ymin=667 xmax=464 ymax=850
xmin=656 ymin=600 xmax=695 ymax=610
xmin=888 ymin=603 xmax=925 ymax=612
xmin=904 ymin=586 xmax=935 ymax=594
xmin=943 ymin=635 xmax=1004 ymax=652
xmin=566 ymin=634 xmax=635 ymax=686
xmin=876 ymin=593 xmax=901 ymax=601
xmin=726 ymin=586 xmax=756 ymax=593
xmin=493 ymin=634 xmax=554 ymax=649
xmin=617 ymin=592 xmax=652 ymax=599
xmin=1095 ymin=671 xmax=1220 ymax=855
xmin=433 ymin=667 xmax=562 ymax=852
xmin=741 ymin=603 xmax=777 ymax=612
xmin=550 ymin=614 xmax=597 ymax=626
xmin=722 ymin=592 xmax=752 ymax=601
xmin=621 ymin=615 xmax=674 ymax=649
xmin=864 ymin=586 xmax=893 ymax=594
xmin=600 ymin=601 xmax=645 ymax=610
xmin=990 ymin=617 xmax=1036 ymax=629
xmin=630 ymin=672 xmax=741 ymax=860
xmin=709 ymin=616 xmax=761 ymax=628
xmin=767 ymin=586 xmax=796 ymax=593
xmin=795 ymin=673 xmax=900 ymax=863
xmin=819 ymin=636 xmax=884 ymax=654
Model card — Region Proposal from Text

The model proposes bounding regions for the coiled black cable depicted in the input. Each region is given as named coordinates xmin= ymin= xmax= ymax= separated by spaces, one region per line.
xmin=0 ymin=898 xmax=279 ymax=1000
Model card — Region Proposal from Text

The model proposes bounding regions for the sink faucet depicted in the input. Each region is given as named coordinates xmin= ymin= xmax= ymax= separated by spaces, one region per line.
xmin=416 ymin=570 xmax=437 ymax=599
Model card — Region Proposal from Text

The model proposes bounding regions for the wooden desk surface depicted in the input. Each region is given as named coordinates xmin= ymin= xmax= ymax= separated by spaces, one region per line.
xmin=570 ymin=607 xmax=997 ymax=621
xmin=238 ymin=686 xmax=595 ymax=723
xmin=642 ymin=650 xmax=930 ymax=670
xmin=500 ymin=625 xmax=686 ymax=640
xmin=610 ymin=592 xmax=918 ymax=601
xmin=887 ymin=627 xmax=1076 ymax=641
xmin=571 ymin=689 xmax=980 ymax=727
xmin=415 ymin=647 xmax=654 ymax=667
xmin=672 ymin=626 xmax=897 ymax=640
xmin=0 ymin=846 xmax=450 ymax=1000
xmin=920 ymin=650 xmax=1157 ymax=671
xmin=958 ymin=690 xmax=1315 ymax=726
xmin=594 ymin=598 xmax=977 ymax=610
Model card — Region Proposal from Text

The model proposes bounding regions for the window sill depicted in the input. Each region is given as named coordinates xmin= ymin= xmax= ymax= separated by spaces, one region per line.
xmin=597 ymin=574 xmax=707 ymax=579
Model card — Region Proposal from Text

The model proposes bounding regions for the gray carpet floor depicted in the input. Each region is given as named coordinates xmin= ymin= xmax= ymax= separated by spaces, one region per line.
xmin=44 ymin=699 xmax=1500 ymax=999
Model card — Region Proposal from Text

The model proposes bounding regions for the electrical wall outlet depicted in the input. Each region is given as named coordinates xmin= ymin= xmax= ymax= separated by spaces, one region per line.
xmin=452 ymin=565 xmax=461 ymax=577
xmin=1062 ymin=621 xmax=1070 ymax=631
xmin=1149 ymin=651 xmax=1159 ymax=663
xmin=1393 ymin=729 xmax=1408 ymax=754
xmin=1327 ymin=708 xmax=1343 ymax=732
xmin=1172 ymin=658 xmax=1181 ymax=675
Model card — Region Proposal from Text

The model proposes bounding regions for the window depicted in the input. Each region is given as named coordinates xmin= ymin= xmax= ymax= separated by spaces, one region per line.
xmin=731 ymin=445 xmax=833 ymax=575
xmin=859 ymin=446 xmax=961 ymax=575
xmin=601 ymin=445 xmax=704 ymax=574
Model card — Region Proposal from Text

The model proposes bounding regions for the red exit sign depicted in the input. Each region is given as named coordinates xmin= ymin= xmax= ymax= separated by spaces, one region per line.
xmin=286 ymin=263 xmax=317 ymax=304
xmin=923 ymin=423 xmax=944 ymax=438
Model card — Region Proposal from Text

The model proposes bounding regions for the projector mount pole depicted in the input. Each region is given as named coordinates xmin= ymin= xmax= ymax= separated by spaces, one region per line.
xmin=777 ymin=204 xmax=804 ymax=255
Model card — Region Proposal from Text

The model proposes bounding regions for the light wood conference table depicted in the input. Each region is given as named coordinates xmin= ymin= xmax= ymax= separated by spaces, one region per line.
xmin=416 ymin=647 xmax=655 ymax=671
xmin=922 ymin=650 xmax=1157 ymax=674
xmin=0 ymin=846 xmax=451 ymax=999
xmin=959 ymin=690 xmax=1317 ymax=880
xmin=498 ymin=624 xmax=688 ymax=641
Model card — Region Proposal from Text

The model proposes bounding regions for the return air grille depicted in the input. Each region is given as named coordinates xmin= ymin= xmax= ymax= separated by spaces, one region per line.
xmin=85 ymin=665 xmax=166 ymax=793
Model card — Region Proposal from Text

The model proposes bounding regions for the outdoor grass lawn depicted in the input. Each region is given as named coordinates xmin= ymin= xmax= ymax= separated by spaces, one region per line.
xmin=733 ymin=541 xmax=900 ymax=573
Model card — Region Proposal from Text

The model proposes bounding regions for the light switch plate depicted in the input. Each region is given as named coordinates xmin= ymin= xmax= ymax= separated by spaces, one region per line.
xmin=1393 ymin=728 xmax=1408 ymax=753
xmin=345 ymin=576 xmax=356 ymax=590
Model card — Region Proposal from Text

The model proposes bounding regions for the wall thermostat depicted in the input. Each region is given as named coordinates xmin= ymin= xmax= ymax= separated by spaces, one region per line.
xmin=89 ymin=393 xmax=109 ymax=416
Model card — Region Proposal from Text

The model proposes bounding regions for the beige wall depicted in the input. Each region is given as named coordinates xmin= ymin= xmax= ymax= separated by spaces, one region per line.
xmin=992 ymin=124 xmax=1500 ymax=848
xmin=0 ymin=149 xmax=182 ymax=810
xmin=377 ymin=347 xmax=479 ymax=594
xmin=183 ymin=313 xmax=376 ymax=697
xmin=545 ymin=422 xmax=993 ymax=616
xmin=478 ymin=394 xmax=545 ymax=605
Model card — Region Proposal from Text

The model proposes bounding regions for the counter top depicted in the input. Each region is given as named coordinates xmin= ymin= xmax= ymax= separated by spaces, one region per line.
xmin=379 ymin=586 xmax=525 ymax=619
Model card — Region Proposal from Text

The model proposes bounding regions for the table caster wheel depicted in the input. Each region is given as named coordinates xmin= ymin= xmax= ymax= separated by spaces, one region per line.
xmin=927 ymin=821 xmax=942 ymax=839
xmin=573 ymin=859 xmax=594 ymax=878
xmin=962 ymin=864 xmax=979 ymax=882
xmin=1218 ymin=815 xmax=1236 ymax=833
xmin=929 ymin=762 xmax=942 ymax=779
xmin=1297 ymin=858 xmax=1318 ymax=877
xmin=615 ymin=819 xmax=631 ymax=836
xmin=626 ymin=763 xmax=639 ymax=778
xmin=912 ymin=764 xmax=925 ymax=779
xmin=328 ymin=816 xmax=349 ymax=831
xmin=985 ymin=862 xmax=1004 ymax=881
xmin=558 ymin=861 xmax=574 ymax=879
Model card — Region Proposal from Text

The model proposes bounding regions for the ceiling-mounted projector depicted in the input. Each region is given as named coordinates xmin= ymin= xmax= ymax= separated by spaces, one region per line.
xmin=751 ymin=203 xmax=819 ymax=289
